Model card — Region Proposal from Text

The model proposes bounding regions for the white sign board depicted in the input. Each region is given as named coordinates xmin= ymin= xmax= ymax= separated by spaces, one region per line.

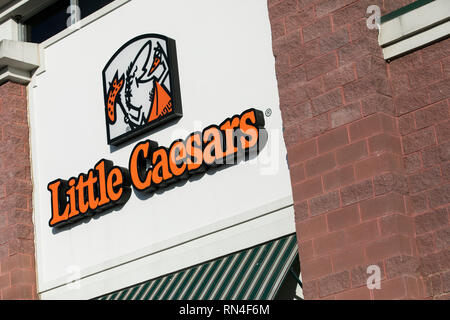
xmin=29 ymin=0 xmax=295 ymax=299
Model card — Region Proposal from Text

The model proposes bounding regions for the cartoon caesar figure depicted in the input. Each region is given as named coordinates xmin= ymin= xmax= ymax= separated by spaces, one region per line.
xmin=106 ymin=40 xmax=173 ymax=130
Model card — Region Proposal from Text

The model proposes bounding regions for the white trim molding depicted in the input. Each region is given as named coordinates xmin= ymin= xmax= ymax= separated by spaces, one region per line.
xmin=0 ymin=38 xmax=39 ymax=84
xmin=379 ymin=0 xmax=450 ymax=61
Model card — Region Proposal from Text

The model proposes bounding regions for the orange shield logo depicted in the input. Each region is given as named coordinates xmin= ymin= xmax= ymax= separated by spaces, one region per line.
xmin=102 ymin=34 xmax=182 ymax=146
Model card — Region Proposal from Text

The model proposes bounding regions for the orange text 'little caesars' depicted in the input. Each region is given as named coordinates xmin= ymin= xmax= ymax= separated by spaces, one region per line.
xmin=47 ymin=109 xmax=265 ymax=228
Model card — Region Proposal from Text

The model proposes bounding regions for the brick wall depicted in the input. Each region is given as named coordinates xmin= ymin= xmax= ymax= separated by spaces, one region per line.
xmin=0 ymin=81 xmax=38 ymax=300
xmin=268 ymin=0 xmax=449 ymax=299
xmin=393 ymin=39 xmax=450 ymax=300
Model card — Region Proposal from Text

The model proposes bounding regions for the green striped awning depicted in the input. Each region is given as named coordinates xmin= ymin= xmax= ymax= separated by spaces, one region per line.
xmin=96 ymin=233 xmax=299 ymax=300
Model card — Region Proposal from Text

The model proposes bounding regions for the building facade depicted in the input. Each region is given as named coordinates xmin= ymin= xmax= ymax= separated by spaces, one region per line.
xmin=0 ymin=0 xmax=449 ymax=300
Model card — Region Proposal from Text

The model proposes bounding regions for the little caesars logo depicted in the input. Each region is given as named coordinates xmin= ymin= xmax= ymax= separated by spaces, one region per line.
xmin=47 ymin=34 xmax=267 ymax=229
xmin=102 ymin=34 xmax=183 ymax=146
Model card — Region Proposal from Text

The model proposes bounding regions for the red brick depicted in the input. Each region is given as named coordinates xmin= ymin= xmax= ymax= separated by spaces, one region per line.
xmin=373 ymin=277 xmax=407 ymax=300
xmin=435 ymin=227 xmax=450 ymax=251
xmin=297 ymin=215 xmax=328 ymax=240
xmin=319 ymin=27 xmax=349 ymax=53
xmin=379 ymin=214 xmax=415 ymax=237
xmin=315 ymin=0 xmax=356 ymax=17
xmin=390 ymin=72 xmax=411 ymax=96
xmin=0 ymin=245 xmax=7 ymax=260
xmin=280 ymin=100 xmax=313 ymax=127
xmin=323 ymin=64 xmax=355 ymax=92
xmin=349 ymin=114 xmax=396 ymax=141
xmin=323 ymin=166 xmax=355 ymax=191
xmin=309 ymin=191 xmax=340 ymax=216
xmin=0 ymin=81 xmax=25 ymax=97
xmin=403 ymin=127 xmax=436 ymax=155
xmin=409 ymin=63 xmax=443 ymax=90
xmin=415 ymin=208 xmax=448 ymax=235
xmin=429 ymin=274 xmax=443 ymax=296
xmin=289 ymin=40 xmax=320 ymax=66
xmin=340 ymin=179 xmax=373 ymax=206
xmin=327 ymin=205 xmax=360 ymax=232
xmin=368 ymin=134 xmax=402 ymax=155
xmin=422 ymin=141 xmax=450 ymax=168
xmin=335 ymin=286 xmax=371 ymax=300
xmin=355 ymin=153 xmax=404 ymax=180
xmin=395 ymin=88 xmax=430 ymax=116
xmin=349 ymin=17 xmax=378 ymax=42
xmin=8 ymin=238 xmax=34 ymax=255
xmin=2 ymin=123 xmax=29 ymax=141
xmin=404 ymin=153 xmax=422 ymax=174
xmin=273 ymin=30 xmax=303 ymax=57
xmin=298 ymin=240 xmax=314 ymax=260
xmin=421 ymin=38 xmax=450 ymax=61
xmin=1 ymin=284 xmax=33 ymax=300
xmin=0 ymin=254 xmax=32 ymax=273
xmin=332 ymin=0 xmax=383 ymax=28
xmin=330 ymin=103 xmax=361 ymax=128
xmin=338 ymin=38 xmax=381 ymax=67
xmin=355 ymin=54 xmax=387 ymax=79
xmin=312 ymin=88 xmax=343 ymax=116
xmin=332 ymin=247 xmax=365 ymax=273
xmin=0 ymin=213 xmax=7 ymax=228
xmin=420 ymin=253 xmax=442 ymax=276
xmin=287 ymin=139 xmax=317 ymax=165
xmin=388 ymin=50 xmax=422 ymax=74
xmin=443 ymin=161 xmax=450 ymax=182
xmin=314 ymin=231 xmax=347 ymax=255
xmin=398 ymin=113 xmax=416 ymax=136
xmin=416 ymin=233 xmax=435 ymax=256
xmin=285 ymin=7 xmax=316 ymax=32
xmin=443 ymin=56 xmax=450 ymax=79
xmin=346 ymin=221 xmax=379 ymax=244
xmin=365 ymin=235 xmax=413 ymax=262
xmin=436 ymin=120 xmax=450 ymax=143
xmin=343 ymin=74 xmax=391 ymax=104
xmin=442 ymin=271 xmax=450 ymax=293
xmin=302 ymin=280 xmax=319 ymax=299
xmin=269 ymin=0 xmax=297 ymax=20
xmin=318 ymin=271 xmax=351 ymax=297
xmin=277 ymin=65 xmax=307 ymax=90
xmin=7 ymin=209 xmax=33 ymax=226
xmin=294 ymin=201 xmax=309 ymax=222
xmin=415 ymin=101 xmax=449 ymax=130
xmin=429 ymin=79 xmax=450 ymax=104
xmin=306 ymin=52 xmax=338 ymax=80
xmin=289 ymin=163 xmax=306 ymax=183
xmin=299 ymin=114 xmax=330 ymax=140
xmin=408 ymin=166 xmax=442 ymax=194
xmin=283 ymin=124 xmax=301 ymax=147
xmin=360 ymin=193 xmax=405 ymax=221
xmin=305 ymin=152 xmax=336 ymax=177
xmin=373 ymin=172 xmax=408 ymax=196
xmin=275 ymin=52 xmax=290 ymax=74
xmin=336 ymin=140 xmax=368 ymax=166
xmin=406 ymin=193 xmax=429 ymax=214
xmin=0 ymin=274 xmax=10 ymax=290
xmin=318 ymin=127 xmax=349 ymax=154
xmin=429 ymin=183 xmax=450 ymax=208
xmin=270 ymin=19 xmax=285 ymax=40
xmin=384 ymin=255 xmax=420 ymax=279
xmin=293 ymin=177 xmax=323 ymax=202
xmin=10 ymin=269 xmax=35 ymax=286
xmin=301 ymin=256 xmax=333 ymax=281
xmin=303 ymin=15 xmax=332 ymax=43
xmin=280 ymin=86 xmax=309 ymax=109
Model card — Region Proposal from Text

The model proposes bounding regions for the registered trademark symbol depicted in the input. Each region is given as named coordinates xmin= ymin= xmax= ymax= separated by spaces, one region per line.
xmin=265 ymin=108 xmax=272 ymax=117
